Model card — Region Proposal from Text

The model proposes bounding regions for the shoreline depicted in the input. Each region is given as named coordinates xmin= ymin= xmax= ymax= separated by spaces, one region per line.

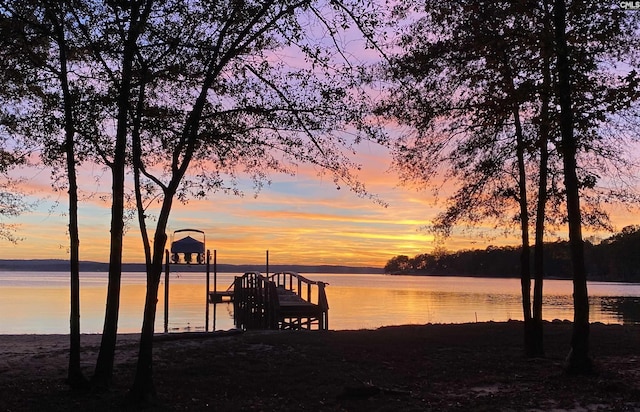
xmin=1 ymin=321 xmax=639 ymax=410
xmin=5 ymin=262 xmax=640 ymax=284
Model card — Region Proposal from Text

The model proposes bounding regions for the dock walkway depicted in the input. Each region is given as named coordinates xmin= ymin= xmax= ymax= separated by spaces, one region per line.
xmin=209 ymin=271 xmax=329 ymax=330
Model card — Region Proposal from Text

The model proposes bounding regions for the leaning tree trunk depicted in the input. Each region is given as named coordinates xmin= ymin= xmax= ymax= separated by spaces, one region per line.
xmin=128 ymin=117 xmax=199 ymax=402
xmin=128 ymin=232 xmax=167 ymax=403
xmin=554 ymin=0 xmax=592 ymax=373
xmin=127 ymin=79 xmax=168 ymax=402
xmin=128 ymin=196 xmax=173 ymax=403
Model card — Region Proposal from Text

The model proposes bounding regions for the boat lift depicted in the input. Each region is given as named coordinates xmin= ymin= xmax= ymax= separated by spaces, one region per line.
xmin=164 ymin=229 xmax=221 ymax=333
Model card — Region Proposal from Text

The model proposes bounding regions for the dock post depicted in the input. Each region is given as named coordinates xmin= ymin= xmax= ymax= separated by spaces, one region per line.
xmin=164 ymin=249 xmax=170 ymax=334
xmin=213 ymin=249 xmax=217 ymax=331
xmin=206 ymin=249 xmax=210 ymax=332
xmin=318 ymin=281 xmax=328 ymax=330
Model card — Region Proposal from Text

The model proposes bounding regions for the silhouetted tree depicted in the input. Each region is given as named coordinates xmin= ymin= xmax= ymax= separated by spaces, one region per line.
xmin=553 ymin=0 xmax=590 ymax=372
xmin=384 ymin=229 xmax=640 ymax=282
xmin=109 ymin=0 xmax=387 ymax=403
xmin=532 ymin=0 xmax=554 ymax=358
xmin=43 ymin=1 xmax=156 ymax=387
xmin=0 ymin=0 xmax=91 ymax=388
xmin=385 ymin=255 xmax=413 ymax=273
xmin=94 ymin=1 xmax=153 ymax=388
xmin=44 ymin=1 xmax=87 ymax=388
xmin=0 ymin=7 xmax=34 ymax=245
xmin=3 ymin=0 xmax=386 ymax=399
xmin=379 ymin=0 xmax=640 ymax=362
xmin=378 ymin=0 xmax=553 ymax=357
xmin=1 ymin=0 xmax=154 ymax=388
xmin=552 ymin=0 xmax=640 ymax=373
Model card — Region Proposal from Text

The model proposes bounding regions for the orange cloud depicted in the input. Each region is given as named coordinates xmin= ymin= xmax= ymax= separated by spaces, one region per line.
xmin=4 ymin=141 xmax=636 ymax=269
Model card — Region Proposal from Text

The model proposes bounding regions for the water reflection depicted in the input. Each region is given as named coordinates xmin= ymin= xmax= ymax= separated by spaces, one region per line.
xmin=0 ymin=272 xmax=639 ymax=334
xmin=599 ymin=296 xmax=640 ymax=325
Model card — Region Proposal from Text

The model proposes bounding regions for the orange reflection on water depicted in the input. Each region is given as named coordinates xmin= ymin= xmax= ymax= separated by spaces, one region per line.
xmin=0 ymin=287 xmax=69 ymax=333
xmin=1 ymin=272 xmax=639 ymax=334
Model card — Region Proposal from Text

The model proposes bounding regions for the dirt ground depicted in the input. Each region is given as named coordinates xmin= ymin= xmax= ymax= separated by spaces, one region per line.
xmin=0 ymin=321 xmax=639 ymax=411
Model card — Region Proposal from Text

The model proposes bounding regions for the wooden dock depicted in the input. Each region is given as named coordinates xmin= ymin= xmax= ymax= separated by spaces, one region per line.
xmin=211 ymin=271 xmax=329 ymax=330
xmin=165 ymin=245 xmax=328 ymax=333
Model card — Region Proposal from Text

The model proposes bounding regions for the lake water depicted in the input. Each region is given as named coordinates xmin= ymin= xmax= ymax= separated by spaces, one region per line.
xmin=1 ymin=271 xmax=640 ymax=334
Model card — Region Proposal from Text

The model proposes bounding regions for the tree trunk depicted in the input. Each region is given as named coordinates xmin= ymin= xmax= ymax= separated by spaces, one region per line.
xmin=501 ymin=51 xmax=533 ymax=357
xmin=64 ymin=52 xmax=86 ymax=391
xmin=128 ymin=96 xmax=203 ymax=402
xmin=128 ymin=180 xmax=178 ymax=404
xmin=554 ymin=0 xmax=592 ymax=373
xmin=92 ymin=156 xmax=126 ymax=387
xmin=127 ymin=73 xmax=160 ymax=403
xmin=531 ymin=118 xmax=548 ymax=358
xmin=128 ymin=213 xmax=171 ymax=403
xmin=515 ymin=105 xmax=533 ymax=357
xmin=92 ymin=4 xmax=142 ymax=387
xmin=92 ymin=1 xmax=156 ymax=387
xmin=126 ymin=1 xmax=224 ymax=399
xmin=531 ymin=3 xmax=553 ymax=358
xmin=49 ymin=2 xmax=88 ymax=389
xmin=532 ymin=114 xmax=548 ymax=357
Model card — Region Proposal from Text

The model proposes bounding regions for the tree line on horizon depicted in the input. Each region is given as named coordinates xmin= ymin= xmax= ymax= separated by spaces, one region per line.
xmin=385 ymin=225 xmax=640 ymax=283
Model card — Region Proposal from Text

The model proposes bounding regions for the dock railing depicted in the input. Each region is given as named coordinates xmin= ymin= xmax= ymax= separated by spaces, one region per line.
xmin=269 ymin=271 xmax=329 ymax=330
xmin=269 ymin=271 xmax=328 ymax=305
xmin=233 ymin=271 xmax=278 ymax=329
xmin=233 ymin=271 xmax=329 ymax=330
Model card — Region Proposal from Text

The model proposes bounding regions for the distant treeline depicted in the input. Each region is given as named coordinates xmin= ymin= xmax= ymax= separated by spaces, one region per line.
xmin=384 ymin=225 xmax=640 ymax=283
xmin=0 ymin=259 xmax=383 ymax=275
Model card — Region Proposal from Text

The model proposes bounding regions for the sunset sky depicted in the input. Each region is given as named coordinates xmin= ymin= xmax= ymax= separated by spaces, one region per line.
xmin=1 ymin=4 xmax=638 ymax=269
xmin=3 ymin=138 xmax=638 ymax=268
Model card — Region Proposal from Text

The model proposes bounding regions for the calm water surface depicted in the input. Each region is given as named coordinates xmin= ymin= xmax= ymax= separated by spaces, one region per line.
xmin=1 ymin=271 xmax=639 ymax=334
